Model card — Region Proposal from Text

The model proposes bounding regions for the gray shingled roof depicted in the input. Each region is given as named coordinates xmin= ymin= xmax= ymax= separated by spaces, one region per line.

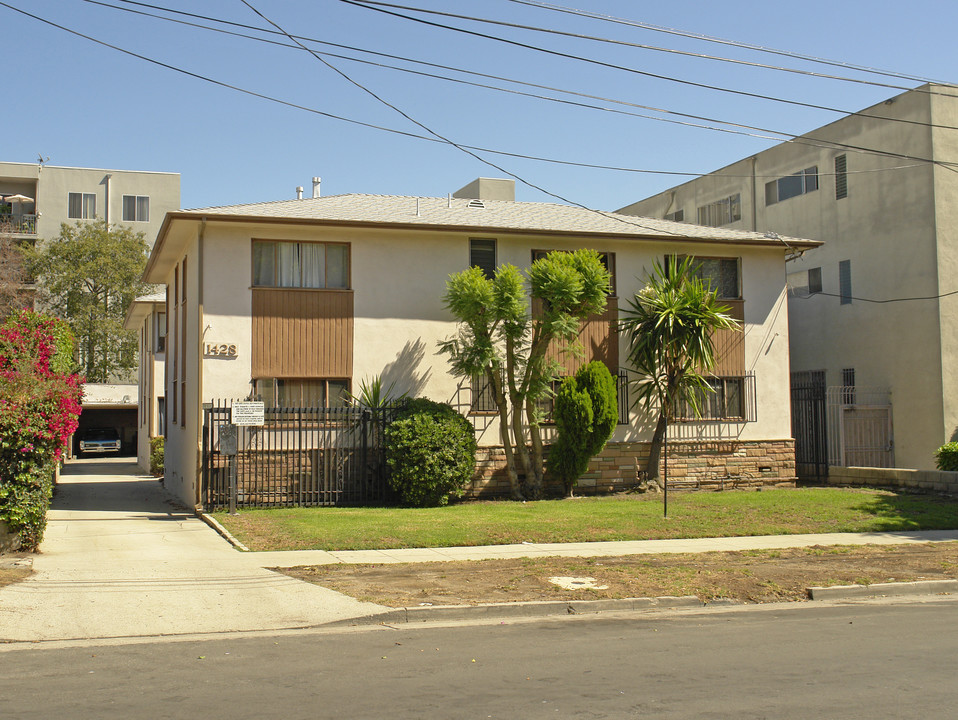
xmin=182 ymin=193 xmax=816 ymax=247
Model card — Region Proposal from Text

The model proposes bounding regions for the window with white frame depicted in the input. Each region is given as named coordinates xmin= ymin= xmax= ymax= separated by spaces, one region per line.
xmin=68 ymin=192 xmax=96 ymax=219
xmin=253 ymin=378 xmax=350 ymax=409
xmin=765 ymin=167 xmax=819 ymax=205
xmin=122 ymin=195 xmax=150 ymax=222
xmin=252 ymin=240 xmax=349 ymax=289
xmin=696 ymin=194 xmax=741 ymax=227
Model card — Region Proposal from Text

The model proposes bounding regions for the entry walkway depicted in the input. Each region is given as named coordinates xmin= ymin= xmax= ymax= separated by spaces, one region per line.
xmin=0 ymin=459 xmax=384 ymax=643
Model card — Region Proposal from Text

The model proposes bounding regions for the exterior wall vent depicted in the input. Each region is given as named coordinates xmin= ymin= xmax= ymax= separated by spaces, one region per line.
xmin=467 ymin=199 xmax=486 ymax=209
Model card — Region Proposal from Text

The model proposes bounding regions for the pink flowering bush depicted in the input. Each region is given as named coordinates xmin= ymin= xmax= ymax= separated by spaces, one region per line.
xmin=0 ymin=311 xmax=82 ymax=550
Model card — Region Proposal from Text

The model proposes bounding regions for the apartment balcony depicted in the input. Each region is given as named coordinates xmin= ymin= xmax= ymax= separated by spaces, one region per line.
xmin=0 ymin=213 xmax=37 ymax=235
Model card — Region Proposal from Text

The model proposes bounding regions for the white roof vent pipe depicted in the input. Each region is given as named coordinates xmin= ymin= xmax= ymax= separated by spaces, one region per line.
xmin=296 ymin=186 xmax=304 ymax=200
xmin=312 ymin=177 xmax=322 ymax=198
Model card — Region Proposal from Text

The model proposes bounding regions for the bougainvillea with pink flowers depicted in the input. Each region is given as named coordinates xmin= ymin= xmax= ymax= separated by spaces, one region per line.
xmin=0 ymin=310 xmax=83 ymax=550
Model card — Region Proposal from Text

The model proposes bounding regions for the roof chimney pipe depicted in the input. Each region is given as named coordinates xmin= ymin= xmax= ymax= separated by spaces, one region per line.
xmin=312 ymin=177 xmax=321 ymax=198
xmin=296 ymin=186 xmax=304 ymax=200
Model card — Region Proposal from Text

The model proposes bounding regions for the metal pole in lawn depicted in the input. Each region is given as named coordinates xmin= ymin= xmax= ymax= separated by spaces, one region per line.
xmin=663 ymin=427 xmax=668 ymax=519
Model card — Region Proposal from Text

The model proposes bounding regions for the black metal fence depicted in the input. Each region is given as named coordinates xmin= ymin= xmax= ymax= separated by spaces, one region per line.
xmin=201 ymin=402 xmax=397 ymax=511
xmin=791 ymin=372 xmax=828 ymax=481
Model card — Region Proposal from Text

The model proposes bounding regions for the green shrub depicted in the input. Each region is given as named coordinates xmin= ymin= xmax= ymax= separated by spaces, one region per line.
xmin=549 ymin=361 xmax=618 ymax=495
xmin=384 ymin=398 xmax=477 ymax=507
xmin=150 ymin=436 xmax=165 ymax=477
xmin=935 ymin=442 xmax=958 ymax=471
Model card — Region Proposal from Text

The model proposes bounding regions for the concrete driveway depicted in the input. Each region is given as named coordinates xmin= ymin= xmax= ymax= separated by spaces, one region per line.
xmin=0 ymin=458 xmax=385 ymax=643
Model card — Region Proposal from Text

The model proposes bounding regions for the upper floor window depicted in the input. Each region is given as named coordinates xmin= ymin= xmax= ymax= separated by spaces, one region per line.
xmin=765 ymin=167 xmax=818 ymax=206
xmin=664 ymin=209 xmax=684 ymax=223
xmin=155 ymin=311 xmax=166 ymax=353
xmin=675 ymin=256 xmax=740 ymax=300
xmin=122 ymin=195 xmax=150 ymax=222
xmin=68 ymin=192 xmax=96 ymax=219
xmin=839 ymin=259 xmax=852 ymax=305
xmin=252 ymin=240 xmax=350 ymax=289
xmin=835 ymin=155 xmax=848 ymax=200
xmin=697 ymin=194 xmax=741 ymax=227
xmin=469 ymin=238 xmax=497 ymax=279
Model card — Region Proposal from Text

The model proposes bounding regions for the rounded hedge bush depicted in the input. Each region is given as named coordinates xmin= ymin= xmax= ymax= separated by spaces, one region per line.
xmin=935 ymin=442 xmax=958 ymax=471
xmin=384 ymin=398 xmax=477 ymax=507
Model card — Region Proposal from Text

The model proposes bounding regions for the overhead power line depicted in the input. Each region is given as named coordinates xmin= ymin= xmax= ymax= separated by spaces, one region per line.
xmin=345 ymin=0 xmax=957 ymax=99
xmin=507 ymin=0 xmax=958 ymax=88
xmin=80 ymin=0 xmax=958 ymax=172
xmin=341 ymin=0 xmax=958 ymax=133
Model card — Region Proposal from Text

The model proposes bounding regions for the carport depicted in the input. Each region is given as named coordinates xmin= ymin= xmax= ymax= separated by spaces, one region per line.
xmin=74 ymin=383 xmax=138 ymax=457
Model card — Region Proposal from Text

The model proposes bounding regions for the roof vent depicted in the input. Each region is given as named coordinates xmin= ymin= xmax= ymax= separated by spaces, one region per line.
xmin=467 ymin=199 xmax=486 ymax=209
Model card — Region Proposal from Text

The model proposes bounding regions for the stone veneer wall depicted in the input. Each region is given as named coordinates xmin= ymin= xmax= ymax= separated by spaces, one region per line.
xmin=467 ymin=439 xmax=796 ymax=498
xmin=828 ymin=466 xmax=958 ymax=496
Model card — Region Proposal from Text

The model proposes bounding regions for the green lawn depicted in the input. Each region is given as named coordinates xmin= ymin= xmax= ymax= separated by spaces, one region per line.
xmin=212 ymin=487 xmax=958 ymax=552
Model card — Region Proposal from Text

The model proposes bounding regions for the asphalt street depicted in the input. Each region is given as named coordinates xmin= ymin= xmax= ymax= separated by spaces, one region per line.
xmin=2 ymin=599 xmax=956 ymax=719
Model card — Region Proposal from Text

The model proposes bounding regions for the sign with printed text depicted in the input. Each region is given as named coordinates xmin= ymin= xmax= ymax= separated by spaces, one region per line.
xmin=231 ymin=401 xmax=264 ymax=427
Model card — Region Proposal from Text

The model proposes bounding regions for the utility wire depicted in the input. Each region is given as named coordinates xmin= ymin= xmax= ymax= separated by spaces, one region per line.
xmin=348 ymin=0 xmax=957 ymax=98
xmin=507 ymin=0 xmax=957 ymax=88
xmin=234 ymin=0 xmax=683 ymax=235
xmin=341 ymin=0 xmax=958 ymax=133
xmin=78 ymin=0 xmax=958 ymax=172
xmin=792 ymin=289 xmax=958 ymax=304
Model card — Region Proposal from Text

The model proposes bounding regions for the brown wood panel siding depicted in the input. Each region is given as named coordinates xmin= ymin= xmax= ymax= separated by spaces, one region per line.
xmin=712 ymin=299 xmax=745 ymax=376
xmin=252 ymin=289 xmax=354 ymax=378
xmin=541 ymin=296 xmax=619 ymax=375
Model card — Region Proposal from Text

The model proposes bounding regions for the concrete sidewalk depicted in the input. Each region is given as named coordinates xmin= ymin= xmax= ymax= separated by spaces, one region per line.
xmin=0 ymin=459 xmax=386 ymax=643
xmin=2 ymin=459 xmax=957 ymax=644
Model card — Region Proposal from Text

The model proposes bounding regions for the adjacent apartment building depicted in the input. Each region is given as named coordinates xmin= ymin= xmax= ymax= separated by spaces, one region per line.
xmin=618 ymin=84 xmax=958 ymax=472
xmin=131 ymin=177 xmax=818 ymax=509
xmin=1 ymin=160 xmax=181 ymax=453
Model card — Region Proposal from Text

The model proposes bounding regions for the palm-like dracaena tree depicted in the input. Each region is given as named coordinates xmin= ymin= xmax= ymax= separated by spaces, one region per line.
xmin=621 ymin=255 xmax=739 ymax=484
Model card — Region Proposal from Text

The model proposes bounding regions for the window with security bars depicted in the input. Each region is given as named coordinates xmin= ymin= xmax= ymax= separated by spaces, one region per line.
xmin=675 ymin=375 xmax=756 ymax=422
xmin=671 ymin=255 xmax=740 ymax=299
xmin=841 ymin=367 xmax=856 ymax=404
xmin=765 ymin=167 xmax=819 ymax=205
xmin=253 ymin=378 xmax=351 ymax=409
xmin=470 ymin=373 xmax=498 ymax=414
xmin=696 ymin=194 xmax=741 ymax=227
xmin=835 ymin=155 xmax=848 ymax=200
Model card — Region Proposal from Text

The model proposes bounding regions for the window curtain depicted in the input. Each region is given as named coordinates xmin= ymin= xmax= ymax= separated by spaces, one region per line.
xmin=277 ymin=242 xmax=299 ymax=287
xmin=300 ymin=243 xmax=326 ymax=288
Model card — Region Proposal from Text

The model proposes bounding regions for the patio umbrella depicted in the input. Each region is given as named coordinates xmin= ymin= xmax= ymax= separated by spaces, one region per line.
xmin=3 ymin=194 xmax=33 ymax=210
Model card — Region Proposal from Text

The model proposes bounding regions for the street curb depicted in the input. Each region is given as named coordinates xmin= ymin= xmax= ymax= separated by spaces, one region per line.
xmin=196 ymin=512 xmax=250 ymax=552
xmin=807 ymin=579 xmax=958 ymax=600
xmin=344 ymin=595 xmax=711 ymax=625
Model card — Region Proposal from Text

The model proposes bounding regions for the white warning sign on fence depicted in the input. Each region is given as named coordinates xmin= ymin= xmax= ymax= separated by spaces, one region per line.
xmin=231 ymin=401 xmax=265 ymax=427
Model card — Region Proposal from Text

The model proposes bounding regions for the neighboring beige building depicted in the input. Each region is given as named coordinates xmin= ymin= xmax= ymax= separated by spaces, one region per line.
xmin=0 ymin=161 xmax=179 ymax=247
xmin=124 ymin=292 xmax=168 ymax=469
xmin=1 ymin=161 xmax=180 ymax=452
xmin=137 ymin=177 xmax=817 ymax=509
xmin=618 ymin=84 xmax=958 ymax=472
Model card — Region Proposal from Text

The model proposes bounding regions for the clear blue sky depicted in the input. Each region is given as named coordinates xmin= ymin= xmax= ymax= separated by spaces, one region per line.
xmin=2 ymin=0 xmax=956 ymax=212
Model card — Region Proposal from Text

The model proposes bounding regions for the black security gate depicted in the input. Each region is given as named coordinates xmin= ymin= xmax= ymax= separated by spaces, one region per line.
xmin=201 ymin=402 xmax=396 ymax=511
xmin=791 ymin=372 xmax=828 ymax=482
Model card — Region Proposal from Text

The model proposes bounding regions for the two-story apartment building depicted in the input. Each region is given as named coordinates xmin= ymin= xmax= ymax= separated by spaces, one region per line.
xmin=133 ymin=177 xmax=818 ymax=509
xmin=618 ymin=84 xmax=958 ymax=472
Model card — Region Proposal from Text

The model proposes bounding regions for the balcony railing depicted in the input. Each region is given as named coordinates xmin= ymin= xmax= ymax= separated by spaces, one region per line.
xmin=0 ymin=213 xmax=37 ymax=234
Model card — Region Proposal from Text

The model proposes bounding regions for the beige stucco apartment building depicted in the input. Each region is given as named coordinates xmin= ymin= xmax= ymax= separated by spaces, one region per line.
xmin=134 ymin=178 xmax=818 ymax=508
xmin=618 ymin=84 xmax=958 ymax=472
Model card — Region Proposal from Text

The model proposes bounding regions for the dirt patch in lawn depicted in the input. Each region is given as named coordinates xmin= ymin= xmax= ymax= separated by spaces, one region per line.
xmin=278 ymin=542 xmax=958 ymax=607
